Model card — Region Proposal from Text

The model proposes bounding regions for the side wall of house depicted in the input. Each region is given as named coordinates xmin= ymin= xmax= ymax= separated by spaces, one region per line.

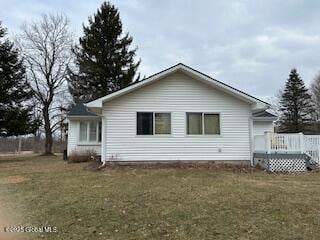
xmin=102 ymin=71 xmax=253 ymax=161
xmin=253 ymin=121 xmax=274 ymax=136
xmin=67 ymin=120 xmax=101 ymax=156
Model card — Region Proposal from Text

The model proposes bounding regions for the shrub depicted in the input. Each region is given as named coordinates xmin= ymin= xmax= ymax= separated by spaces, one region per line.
xmin=68 ymin=149 xmax=97 ymax=163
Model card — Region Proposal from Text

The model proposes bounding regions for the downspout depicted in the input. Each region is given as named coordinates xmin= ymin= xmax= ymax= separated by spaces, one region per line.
xmin=249 ymin=116 xmax=254 ymax=166
xmin=100 ymin=115 xmax=106 ymax=168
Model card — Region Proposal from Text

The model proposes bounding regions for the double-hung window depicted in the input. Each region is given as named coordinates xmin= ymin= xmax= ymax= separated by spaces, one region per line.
xmin=187 ymin=113 xmax=220 ymax=135
xmin=137 ymin=112 xmax=171 ymax=135
xmin=79 ymin=121 xmax=102 ymax=143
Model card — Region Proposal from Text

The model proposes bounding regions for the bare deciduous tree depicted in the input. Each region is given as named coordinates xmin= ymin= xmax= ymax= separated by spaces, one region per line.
xmin=267 ymin=89 xmax=282 ymax=130
xmin=311 ymin=73 xmax=320 ymax=120
xmin=18 ymin=14 xmax=73 ymax=154
xmin=268 ymin=89 xmax=282 ymax=116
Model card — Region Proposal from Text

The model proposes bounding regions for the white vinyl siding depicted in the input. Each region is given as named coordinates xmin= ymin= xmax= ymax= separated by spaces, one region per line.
xmin=253 ymin=121 xmax=274 ymax=136
xmin=102 ymin=71 xmax=252 ymax=161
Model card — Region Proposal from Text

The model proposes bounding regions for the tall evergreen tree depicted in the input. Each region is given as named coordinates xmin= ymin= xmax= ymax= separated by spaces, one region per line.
xmin=0 ymin=22 xmax=37 ymax=136
xmin=67 ymin=1 xmax=140 ymax=102
xmin=278 ymin=69 xmax=315 ymax=133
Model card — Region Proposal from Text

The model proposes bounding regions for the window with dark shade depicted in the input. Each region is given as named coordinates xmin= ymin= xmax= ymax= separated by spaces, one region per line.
xmin=137 ymin=112 xmax=153 ymax=135
xmin=98 ymin=122 xmax=102 ymax=142
xmin=137 ymin=112 xmax=171 ymax=135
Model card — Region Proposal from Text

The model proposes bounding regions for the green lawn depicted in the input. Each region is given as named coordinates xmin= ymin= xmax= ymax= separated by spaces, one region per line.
xmin=0 ymin=155 xmax=320 ymax=240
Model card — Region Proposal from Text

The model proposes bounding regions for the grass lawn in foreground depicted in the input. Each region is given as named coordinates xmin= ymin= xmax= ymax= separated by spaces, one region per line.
xmin=0 ymin=155 xmax=320 ymax=240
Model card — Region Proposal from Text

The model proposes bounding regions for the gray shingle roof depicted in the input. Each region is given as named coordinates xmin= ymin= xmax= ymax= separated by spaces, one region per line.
xmin=253 ymin=110 xmax=277 ymax=118
xmin=67 ymin=102 xmax=97 ymax=116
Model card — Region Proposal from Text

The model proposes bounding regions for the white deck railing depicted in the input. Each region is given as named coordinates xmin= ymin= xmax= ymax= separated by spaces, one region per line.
xmin=304 ymin=135 xmax=320 ymax=164
xmin=254 ymin=132 xmax=320 ymax=164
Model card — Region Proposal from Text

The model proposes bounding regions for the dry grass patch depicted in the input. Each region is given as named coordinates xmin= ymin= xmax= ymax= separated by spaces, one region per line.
xmin=0 ymin=175 xmax=30 ymax=184
xmin=0 ymin=156 xmax=320 ymax=240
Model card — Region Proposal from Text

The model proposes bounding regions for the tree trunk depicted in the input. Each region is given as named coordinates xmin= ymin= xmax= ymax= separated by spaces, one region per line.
xmin=43 ymin=106 xmax=53 ymax=154
xmin=33 ymin=131 xmax=40 ymax=153
xmin=18 ymin=137 xmax=22 ymax=153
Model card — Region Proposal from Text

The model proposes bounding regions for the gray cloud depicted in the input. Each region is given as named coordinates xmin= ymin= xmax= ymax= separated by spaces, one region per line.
xmin=1 ymin=0 xmax=320 ymax=101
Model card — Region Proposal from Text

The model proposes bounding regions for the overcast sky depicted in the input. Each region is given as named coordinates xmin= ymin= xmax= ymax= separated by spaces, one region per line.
xmin=1 ymin=0 xmax=320 ymax=100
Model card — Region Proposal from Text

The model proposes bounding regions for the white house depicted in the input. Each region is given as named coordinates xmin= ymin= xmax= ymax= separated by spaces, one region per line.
xmin=67 ymin=63 xmax=277 ymax=164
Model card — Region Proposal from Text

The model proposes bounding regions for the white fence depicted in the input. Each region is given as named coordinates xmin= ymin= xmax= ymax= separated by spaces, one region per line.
xmin=0 ymin=137 xmax=66 ymax=153
xmin=304 ymin=135 xmax=320 ymax=164
xmin=254 ymin=132 xmax=320 ymax=164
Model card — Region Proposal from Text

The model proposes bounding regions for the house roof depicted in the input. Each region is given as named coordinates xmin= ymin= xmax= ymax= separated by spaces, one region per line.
xmin=86 ymin=63 xmax=270 ymax=110
xmin=252 ymin=110 xmax=277 ymax=121
xmin=253 ymin=110 xmax=277 ymax=118
xmin=67 ymin=102 xmax=98 ymax=117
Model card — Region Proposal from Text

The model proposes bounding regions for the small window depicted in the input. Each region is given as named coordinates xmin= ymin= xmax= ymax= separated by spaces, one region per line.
xmin=137 ymin=112 xmax=171 ymax=135
xmin=79 ymin=122 xmax=88 ymax=141
xmin=79 ymin=121 xmax=102 ymax=142
xmin=187 ymin=113 xmax=202 ymax=134
xmin=98 ymin=122 xmax=102 ymax=142
xmin=155 ymin=113 xmax=171 ymax=134
xmin=137 ymin=112 xmax=153 ymax=135
xmin=187 ymin=113 xmax=220 ymax=135
xmin=89 ymin=121 xmax=97 ymax=142
xmin=204 ymin=114 xmax=220 ymax=134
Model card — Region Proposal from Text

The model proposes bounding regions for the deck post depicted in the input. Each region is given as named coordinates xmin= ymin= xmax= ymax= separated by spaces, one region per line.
xmin=265 ymin=132 xmax=271 ymax=154
xmin=299 ymin=132 xmax=305 ymax=154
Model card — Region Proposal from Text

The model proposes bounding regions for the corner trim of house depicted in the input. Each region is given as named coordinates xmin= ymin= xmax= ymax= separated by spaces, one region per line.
xmin=101 ymin=116 xmax=106 ymax=163
xmin=249 ymin=117 xmax=254 ymax=166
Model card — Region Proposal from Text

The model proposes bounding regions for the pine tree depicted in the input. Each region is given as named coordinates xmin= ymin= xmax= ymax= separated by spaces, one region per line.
xmin=278 ymin=69 xmax=315 ymax=133
xmin=0 ymin=22 xmax=37 ymax=136
xmin=68 ymin=1 xmax=140 ymax=102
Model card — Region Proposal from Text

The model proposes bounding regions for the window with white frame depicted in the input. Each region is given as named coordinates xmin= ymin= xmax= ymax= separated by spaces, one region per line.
xmin=187 ymin=113 xmax=220 ymax=135
xmin=137 ymin=112 xmax=171 ymax=135
xmin=79 ymin=121 xmax=102 ymax=142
